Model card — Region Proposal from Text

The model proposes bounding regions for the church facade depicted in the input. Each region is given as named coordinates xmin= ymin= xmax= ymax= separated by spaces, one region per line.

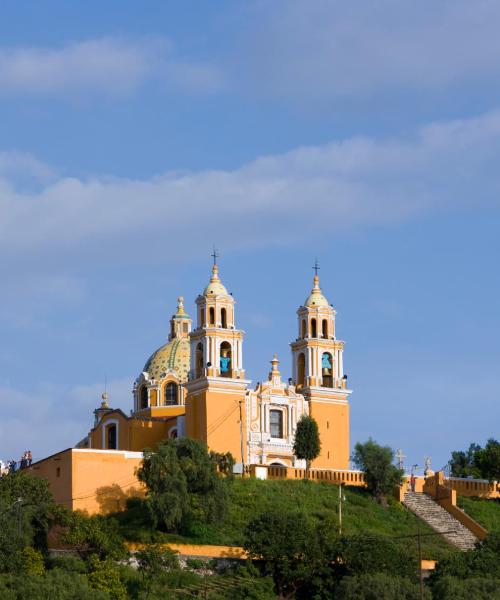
xmin=85 ymin=262 xmax=352 ymax=470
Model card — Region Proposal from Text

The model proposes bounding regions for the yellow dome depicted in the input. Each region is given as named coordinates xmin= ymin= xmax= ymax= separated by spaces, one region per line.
xmin=305 ymin=275 xmax=330 ymax=308
xmin=143 ymin=338 xmax=190 ymax=383
xmin=203 ymin=264 xmax=229 ymax=296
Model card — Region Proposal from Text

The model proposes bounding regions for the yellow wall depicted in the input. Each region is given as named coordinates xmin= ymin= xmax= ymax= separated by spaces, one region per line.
xmin=28 ymin=449 xmax=144 ymax=515
xmin=309 ymin=400 xmax=350 ymax=470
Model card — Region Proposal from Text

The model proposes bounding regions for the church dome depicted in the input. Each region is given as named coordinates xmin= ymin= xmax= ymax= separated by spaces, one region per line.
xmin=203 ymin=264 xmax=229 ymax=296
xmin=143 ymin=338 xmax=190 ymax=383
xmin=304 ymin=275 xmax=330 ymax=308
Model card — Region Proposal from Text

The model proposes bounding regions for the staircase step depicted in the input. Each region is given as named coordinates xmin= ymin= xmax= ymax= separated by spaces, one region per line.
xmin=403 ymin=492 xmax=477 ymax=551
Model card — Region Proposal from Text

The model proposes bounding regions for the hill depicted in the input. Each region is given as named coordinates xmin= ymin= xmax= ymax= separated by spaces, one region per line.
xmin=115 ymin=478 xmax=454 ymax=559
xmin=458 ymin=496 xmax=500 ymax=532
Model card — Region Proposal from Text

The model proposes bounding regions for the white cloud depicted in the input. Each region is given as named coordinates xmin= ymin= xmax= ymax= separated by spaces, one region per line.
xmin=237 ymin=0 xmax=500 ymax=99
xmin=0 ymin=378 xmax=131 ymax=461
xmin=0 ymin=37 xmax=222 ymax=97
xmin=0 ymin=109 xmax=499 ymax=265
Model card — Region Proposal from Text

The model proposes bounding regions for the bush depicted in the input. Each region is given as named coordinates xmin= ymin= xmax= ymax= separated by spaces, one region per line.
xmin=86 ymin=555 xmax=127 ymax=600
xmin=62 ymin=512 xmax=126 ymax=560
xmin=336 ymin=573 xmax=430 ymax=600
xmin=432 ymin=576 xmax=500 ymax=600
xmin=0 ymin=569 xmax=106 ymax=600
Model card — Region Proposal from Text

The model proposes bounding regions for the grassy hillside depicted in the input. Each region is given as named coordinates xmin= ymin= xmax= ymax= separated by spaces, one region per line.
xmin=458 ymin=496 xmax=500 ymax=532
xmin=116 ymin=478 xmax=453 ymax=559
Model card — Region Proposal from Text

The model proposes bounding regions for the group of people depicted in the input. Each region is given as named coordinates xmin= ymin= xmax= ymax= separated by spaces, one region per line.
xmin=0 ymin=450 xmax=32 ymax=476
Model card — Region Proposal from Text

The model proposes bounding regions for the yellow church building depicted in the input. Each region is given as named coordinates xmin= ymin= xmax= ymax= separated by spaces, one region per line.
xmin=84 ymin=261 xmax=352 ymax=470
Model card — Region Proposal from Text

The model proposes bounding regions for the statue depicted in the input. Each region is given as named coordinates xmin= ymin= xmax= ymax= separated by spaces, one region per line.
xmin=220 ymin=353 xmax=231 ymax=374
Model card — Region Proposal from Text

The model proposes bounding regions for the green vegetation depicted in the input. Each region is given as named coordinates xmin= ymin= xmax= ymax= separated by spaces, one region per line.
xmin=116 ymin=478 xmax=453 ymax=558
xmin=352 ymin=438 xmax=404 ymax=502
xmin=136 ymin=438 xmax=228 ymax=533
xmin=457 ymin=496 xmax=500 ymax=532
xmin=449 ymin=438 xmax=500 ymax=481
xmin=293 ymin=415 xmax=321 ymax=479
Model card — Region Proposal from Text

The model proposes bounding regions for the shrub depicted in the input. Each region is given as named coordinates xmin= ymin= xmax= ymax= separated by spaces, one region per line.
xmin=336 ymin=573 xmax=430 ymax=600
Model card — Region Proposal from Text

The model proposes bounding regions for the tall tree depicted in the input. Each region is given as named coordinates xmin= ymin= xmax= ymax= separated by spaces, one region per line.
xmin=352 ymin=439 xmax=403 ymax=503
xmin=293 ymin=415 xmax=321 ymax=479
xmin=449 ymin=439 xmax=500 ymax=481
xmin=137 ymin=438 xmax=228 ymax=533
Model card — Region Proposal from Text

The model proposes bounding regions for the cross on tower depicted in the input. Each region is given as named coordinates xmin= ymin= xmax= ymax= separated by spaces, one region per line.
xmin=211 ymin=246 xmax=219 ymax=266
xmin=312 ymin=259 xmax=320 ymax=276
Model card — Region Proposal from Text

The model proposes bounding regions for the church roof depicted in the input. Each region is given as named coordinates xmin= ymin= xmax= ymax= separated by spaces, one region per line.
xmin=143 ymin=337 xmax=190 ymax=383
xmin=304 ymin=275 xmax=330 ymax=308
xmin=203 ymin=264 xmax=229 ymax=296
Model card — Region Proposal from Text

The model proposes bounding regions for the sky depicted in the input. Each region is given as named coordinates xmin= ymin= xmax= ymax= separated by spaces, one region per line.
xmin=0 ymin=0 xmax=499 ymax=474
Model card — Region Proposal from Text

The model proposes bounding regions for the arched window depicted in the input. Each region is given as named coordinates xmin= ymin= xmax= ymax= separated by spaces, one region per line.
xmin=322 ymin=319 xmax=328 ymax=338
xmin=140 ymin=386 xmax=148 ymax=409
xmin=209 ymin=307 xmax=215 ymax=325
xmin=164 ymin=382 xmax=178 ymax=405
xmin=220 ymin=341 xmax=232 ymax=377
xmin=311 ymin=318 xmax=317 ymax=338
xmin=169 ymin=428 xmax=178 ymax=439
xmin=297 ymin=353 xmax=305 ymax=388
xmin=107 ymin=424 xmax=117 ymax=449
xmin=200 ymin=309 xmax=205 ymax=327
xmin=221 ymin=307 xmax=227 ymax=328
xmin=195 ymin=343 xmax=204 ymax=378
xmin=301 ymin=319 xmax=306 ymax=338
xmin=322 ymin=352 xmax=333 ymax=388
xmin=270 ymin=410 xmax=283 ymax=438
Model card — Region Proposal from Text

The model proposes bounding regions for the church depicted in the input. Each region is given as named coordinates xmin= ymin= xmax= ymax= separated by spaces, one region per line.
xmin=83 ymin=260 xmax=352 ymax=470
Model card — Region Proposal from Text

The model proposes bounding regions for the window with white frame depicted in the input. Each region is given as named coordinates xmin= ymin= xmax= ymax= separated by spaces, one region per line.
xmin=270 ymin=409 xmax=284 ymax=439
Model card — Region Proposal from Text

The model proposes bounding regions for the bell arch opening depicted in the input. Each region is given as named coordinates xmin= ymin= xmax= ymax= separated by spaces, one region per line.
xmin=322 ymin=319 xmax=328 ymax=338
xmin=140 ymin=386 xmax=148 ymax=409
xmin=220 ymin=341 xmax=232 ymax=377
xmin=322 ymin=352 xmax=334 ymax=388
xmin=195 ymin=342 xmax=204 ymax=378
xmin=297 ymin=352 xmax=305 ymax=388
xmin=221 ymin=307 xmax=227 ymax=328
xmin=311 ymin=318 xmax=317 ymax=338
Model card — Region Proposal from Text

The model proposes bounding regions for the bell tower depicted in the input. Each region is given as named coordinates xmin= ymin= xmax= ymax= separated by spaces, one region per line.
xmin=185 ymin=254 xmax=249 ymax=465
xmin=290 ymin=263 xmax=351 ymax=469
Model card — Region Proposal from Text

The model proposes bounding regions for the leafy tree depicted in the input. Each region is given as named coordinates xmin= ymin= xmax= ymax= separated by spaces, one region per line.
xmin=335 ymin=573 xmax=430 ymax=600
xmin=431 ymin=576 xmax=500 ymax=600
xmin=210 ymin=451 xmax=235 ymax=479
xmin=0 ymin=472 xmax=56 ymax=571
xmin=293 ymin=415 xmax=321 ymax=479
xmin=87 ymin=555 xmax=127 ymax=600
xmin=352 ymin=439 xmax=403 ymax=502
xmin=430 ymin=532 xmax=500 ymax=582
xmin=449 ymin=439 xmax=500 ymax=481
xmin=137 ymin=438 xmax=228 ymax=533
xmin=244 ymin=510 xmax=322 ymax=599
xmin=333 ymin=535 xmax=417 ymax=580
xmin=475 ymin=439 xmax=500 ymax=482
xmin=62 ymin=511 xmax=126 ymax=560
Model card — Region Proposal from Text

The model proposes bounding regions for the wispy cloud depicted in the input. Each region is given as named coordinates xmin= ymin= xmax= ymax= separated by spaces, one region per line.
xmin=0 ymin=37 xmax=222 ymax=98
xmin=0 ymin=109 xmax=499 ymax=265
xmin=0 ymin=378 xmax=131 ymax=461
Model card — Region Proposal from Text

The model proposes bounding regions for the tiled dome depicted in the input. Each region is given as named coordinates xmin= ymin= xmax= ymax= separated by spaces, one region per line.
xmin=143 ymin=338 xmax=190 ymax=383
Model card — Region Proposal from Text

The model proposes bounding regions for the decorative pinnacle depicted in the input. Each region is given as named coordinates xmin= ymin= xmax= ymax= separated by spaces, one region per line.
xmin=312 ymin=259 xmax=321 ymax=288
xmin=101 ymin=391 xmax=109 ymax=409
xmin=270 ymin=353 xmax=280 ymax=372
xmin=176 ymin=296 xmax=185 ymax=315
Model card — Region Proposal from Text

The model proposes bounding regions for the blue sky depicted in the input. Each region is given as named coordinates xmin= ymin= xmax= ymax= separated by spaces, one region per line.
xmin=1 ymin=1 xmax=499 ymax=473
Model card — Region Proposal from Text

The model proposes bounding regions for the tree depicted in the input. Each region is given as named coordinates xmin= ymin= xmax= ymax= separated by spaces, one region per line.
xmin=352 ymin=439 xmax=403 ymax=502
xmin=0 ymin=472 xmax=56 ymax=571
xmin=137 ymin=438 xmax=228 ymax=533
xmin=293 ymin=415 xmax=321 ymax=479
xmin=449 ymin=439 xmax=500 ymax=481
xmin=336 ymin=573 xmax=431 ymax=600
xmin=243 ymin=510 xmax=320 ymax=599
xmin=62 ymin=512 xmax=126 ymax=560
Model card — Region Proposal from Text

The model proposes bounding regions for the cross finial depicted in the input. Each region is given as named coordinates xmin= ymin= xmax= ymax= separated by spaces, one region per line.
xmin=312 ymin=259 xmax=320 ymax=277
xmin=211 ymin=245 xmax=219 ymax=266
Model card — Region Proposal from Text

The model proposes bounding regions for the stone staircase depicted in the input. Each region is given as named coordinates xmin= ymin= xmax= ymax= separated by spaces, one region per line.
xmin=403 ymin=492 xmax=478 ymax=551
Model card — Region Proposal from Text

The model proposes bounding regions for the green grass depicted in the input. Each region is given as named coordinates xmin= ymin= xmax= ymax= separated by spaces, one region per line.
xmin=457 ymin=496 xmax=500 ymax=532
xmin=114 ymin=479 xmax=454 ymax=559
